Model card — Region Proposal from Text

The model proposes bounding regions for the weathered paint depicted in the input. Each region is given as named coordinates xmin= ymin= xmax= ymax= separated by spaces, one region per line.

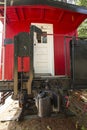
xmin=0 ymin=4 xmax=87 ymax=80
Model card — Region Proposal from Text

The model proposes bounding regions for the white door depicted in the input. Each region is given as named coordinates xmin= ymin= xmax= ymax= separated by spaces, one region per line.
xmin=32 ymin=23 xmax=54 ymax=76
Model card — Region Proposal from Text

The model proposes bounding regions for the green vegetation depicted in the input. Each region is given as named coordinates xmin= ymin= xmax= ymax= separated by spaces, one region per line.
xmin=81 ymin=125 xmax=86 ymax=130
xmin=78 ymin=19 xmax=87 ymax=37
xmin=77 ymin=0 xmax=87 ymax=37
xmin=77 ymin=0 xmax=87 ymax=6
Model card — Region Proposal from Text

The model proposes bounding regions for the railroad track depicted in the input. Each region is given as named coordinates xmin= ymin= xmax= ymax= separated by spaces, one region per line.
xmin=0 ymin=92 xmax=12 ymax=105
xmin=69 ymin=91 xmax=87 ymax=114
xmin=68 ymin=90 xmax=87 ymax=127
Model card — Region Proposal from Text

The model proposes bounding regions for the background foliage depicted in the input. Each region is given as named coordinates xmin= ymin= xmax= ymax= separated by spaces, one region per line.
xmin=77 ymin=0 xmax=87 ymax=37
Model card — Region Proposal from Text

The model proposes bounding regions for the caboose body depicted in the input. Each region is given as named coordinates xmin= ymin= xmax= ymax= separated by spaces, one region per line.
xmin=0 ymin=0 xmax=87 ymax=82
xmin=0 ymin=0 xmax=87 ymax=119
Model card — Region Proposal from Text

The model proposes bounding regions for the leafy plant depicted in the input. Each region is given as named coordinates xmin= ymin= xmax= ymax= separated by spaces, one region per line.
xmin=81 ymin=125 xmax=86 ymax=130
xmin=76 ymin=0 xmax=87 ymax=37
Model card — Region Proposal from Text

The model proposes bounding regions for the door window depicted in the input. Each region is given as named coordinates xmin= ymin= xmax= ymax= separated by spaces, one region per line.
xmin=36 ymin=32 xmax=47 ymax=44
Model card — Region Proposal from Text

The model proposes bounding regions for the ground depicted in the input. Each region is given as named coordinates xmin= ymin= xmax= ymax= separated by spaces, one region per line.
xmin=0 ymin=91 xmax=87 ymax=130
xmin=0 ymin=116 xmax=78 ymax=130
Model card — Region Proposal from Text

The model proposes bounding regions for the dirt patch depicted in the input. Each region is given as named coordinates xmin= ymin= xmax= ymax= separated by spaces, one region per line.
xmin=5 ymin=116 xmax=77 ymax=130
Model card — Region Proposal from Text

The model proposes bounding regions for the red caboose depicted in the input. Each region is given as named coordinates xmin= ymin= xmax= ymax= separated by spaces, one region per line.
xmin=0 ymin=0 xmax=87 ymax=120
xmin=0 ymin=0 xmax=87 ymax=81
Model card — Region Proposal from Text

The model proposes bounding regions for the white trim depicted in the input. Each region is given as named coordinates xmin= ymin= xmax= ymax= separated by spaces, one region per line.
xmin=48 ymin=25 xmax=54 ymax=76
xmin=50 ymin=24 xmax=54 ymax=76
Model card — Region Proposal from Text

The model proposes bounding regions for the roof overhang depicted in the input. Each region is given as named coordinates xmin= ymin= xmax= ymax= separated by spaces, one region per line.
xmin=0 ymin=0 xmax=87 ymax=34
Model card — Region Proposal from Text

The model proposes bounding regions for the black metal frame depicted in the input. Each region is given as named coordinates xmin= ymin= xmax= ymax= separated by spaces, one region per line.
xmin=64 ymin=36 xmax=87 ymax=89
xmin=13 ymin=25 xmax=43 ymax=96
